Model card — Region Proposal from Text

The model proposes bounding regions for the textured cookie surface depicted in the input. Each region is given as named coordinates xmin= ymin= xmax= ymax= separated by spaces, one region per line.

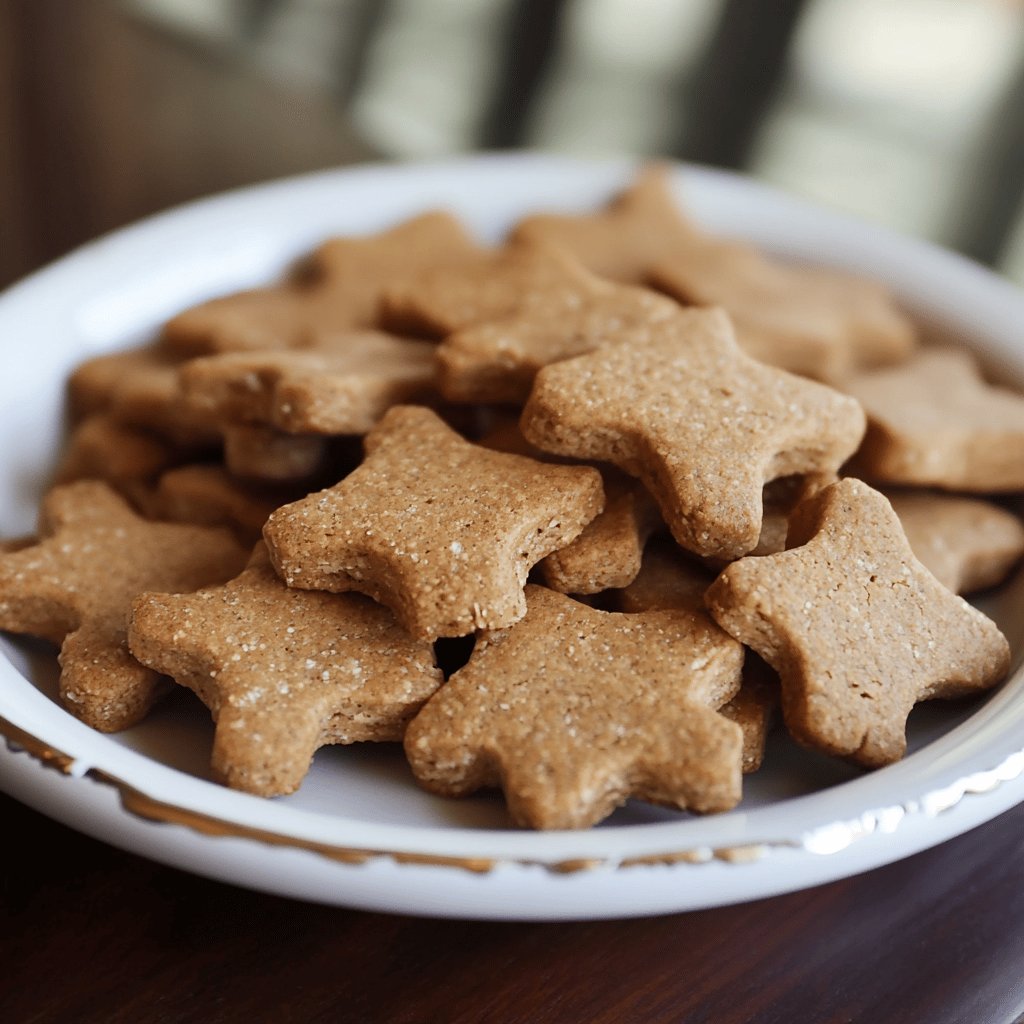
xmin=0 ymin=482 xmax=248 ymax=730
xmin=612 ymin=541 xmax=776 ymax=773
xmin=404 ymin=584 xmax=744 ymax=829
xmin=511 ymin=165 xmax=915 ymax=378
xmin=148 ymin=465 xmax=302 ymax=544
xmin=886 ymin=489 xmax=1024 ymax=594
xmin=163 ymin=212 xmax=481 ymax=354
xmin=650 ymin=244 xmax=916 ymax=380
xmin=509 ymin=165 xmax=699 ymax=284
xmin=179 ymin=331 xmax=438 ymax=435
xmin=69 ymin=344 xmax=220 ymax=445
xmin=263 ymin=406 xmax=604 ymax=639
xmin=479 ymin=422 xmax=662 ymax=595
xmin=384 ymin=243 xmax=679 ymax=403
xmin=128 ymin=545 xmax=442 ymax=796
xmin=538 ymin=471 xmax=662 ymax=595
xmin=705 ymin=479 xmax=1010 ymax=767
xmin=521 ymin=306 xmax=866 ymax=560
xmin=842 ymin=348 xmax=1024 ymax=491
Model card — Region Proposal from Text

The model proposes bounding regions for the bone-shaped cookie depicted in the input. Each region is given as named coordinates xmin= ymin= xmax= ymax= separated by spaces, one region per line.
xmin=705 ymin=479 xmax=1010 ymax=767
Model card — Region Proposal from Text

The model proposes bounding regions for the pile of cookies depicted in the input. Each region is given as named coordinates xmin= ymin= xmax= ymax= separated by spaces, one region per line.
xmin=2 ymin=167 xmax=1022 ymax=830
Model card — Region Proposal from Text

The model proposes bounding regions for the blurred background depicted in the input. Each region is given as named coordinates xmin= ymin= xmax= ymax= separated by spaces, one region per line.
xmin=2 ymin=0 xmax=1024 ymax=289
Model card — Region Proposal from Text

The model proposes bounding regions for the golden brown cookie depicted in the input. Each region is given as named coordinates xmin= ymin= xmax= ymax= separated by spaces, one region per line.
xmin=163 ymin=212 xmax=482 ymax=355
xmin=885 ymin=489 xmax=1024 ymax=594
xmin=179 ymin=331 xmax=438 ymax=435
xmin=222 ymin=423 xmax=330 ymax=483
xmin=404 ymin=584 xmax=744 ymax=829
xmin=613 ymin=538 xmax=715 ymax=615
xmin=650 ymin=243 xmax=917 ymax=380
xmin=382 ymin=242 xmax=679 ymax=403
xmin=705 ymin=479 xmax=1010 ymax=767
xmin=128 ymin=544 xmax=443 ymax=796
xmin=147 ymin=464 xmax=302 ymax=544
xmin=611 ymin=540 xmax=776 ymax=773
xmin=68 ymin=344 xmax=220 ymax=446
xmin=54 ymin=415 xmax=187 ymax=507
xmin=0 ymin=481 xmax=248 ymax=730
xmin=521 ymin=306 xmax=866 ymax=560
xmin=263 ymin=405 xmax=604 ymax=640
xmin=478 ymin=419 xmax=662 ymax=595
xmin=842 ymin=348 xmax=1024 ymax=491
xmin=539 ymin=471 xmax=662 ymax=595
xmin=509 ymin=164 xmax=699 ymax=284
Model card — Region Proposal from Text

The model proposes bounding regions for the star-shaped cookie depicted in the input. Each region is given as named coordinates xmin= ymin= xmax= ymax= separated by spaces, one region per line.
xmin=705 ymin=479 xmax=1010 ymax=767
xmin=0 ymin=481 xmax=248 ymax=730
xmin=382 ymin=242 xmax=679 ymax=402
xmin=179 ymin=331 xmax=438 ymax=435
xmin=509 ymin=164 xmax=700 ymax=284
xmin=404 ymin=584 xmax=744 ymax=829
xmin=612 ymin=540 xmax=777 ymax=774
xmin=842 ymin=348 xmax=1024 ymax=491
xmin=885 ymin=489 xmax=1024 ymax=594
xmin=521 ymin=307 xmax=866 ymax=560
xmin=163 ymin=212 xmax=482 ymax=355
xmin=649 ymin=241 xmax=917 ymax=380
xmin=69 ymin=344 xmax=220 ymax=446
xmin=128 ymin=544 xmax=443 ymax=796
xmin=263 ymin=405 xmax=605 ymax=639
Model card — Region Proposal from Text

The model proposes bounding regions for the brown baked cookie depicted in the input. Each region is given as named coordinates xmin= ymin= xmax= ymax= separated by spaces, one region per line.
xmin=650 ymin=241 xmax=916 ymax=380
xmin=0 ymin=536 xmax=34 ymax=554
xmin=54 ymin=415 xmax=187 ymax=507
xmin=163 ymin=212 xmax=482 ymax=355
xmin=222 ymin=423 xmax=330 ymax=483
xmin=0 ymin=481 xmax=248 ymax=731
xmin=614 ymin=538 xmax=715 ymax=615
xmin=128 ymin=544 xmax=443 ymax=796
xmin=179 ymin=331 xmax=439 ymax=436
xmin=705 ymin=479 xmax=1010 ymax=767
xmin=539 ymin=471 xmax=662 ymax=595
xmin=521 ymin=306 xmax=866 ymax=560
xmin=611 ymin=541 xmax=776 ymax=773
xmin=478 ymin=420 xmax=663 ymax=595
xmin=404 ymin=584 xmax=744 ymax=829
xmin=263 ymin=405 xmax=604 ymax=640
xmin=382 ymin=242 xmax=679 ymax=403
xmin=885 ymin=488 xmax=1024 ymax=594
xmin=147 ymin=464 xmax=303 ymax=544
xmin=509 ymin=164 xmax=699 ymax=284
xmin=68 ymin=344 xmax=220 ymax=446
xmin=842 ymin=348 xmax=1024 ymax=491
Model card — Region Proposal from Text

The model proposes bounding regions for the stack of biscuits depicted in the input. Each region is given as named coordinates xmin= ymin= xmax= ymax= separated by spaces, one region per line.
xmin=2 ymin=167 xmax=1021 ymax=830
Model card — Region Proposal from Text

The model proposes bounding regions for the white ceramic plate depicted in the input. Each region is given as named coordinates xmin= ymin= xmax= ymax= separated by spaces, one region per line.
xmin=2 ymin=154 xmax=1024 ymax=921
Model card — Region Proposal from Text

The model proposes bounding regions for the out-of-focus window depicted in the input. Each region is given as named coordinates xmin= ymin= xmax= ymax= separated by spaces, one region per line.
xmin=126 ymin=0 xmax=1024 ymax=281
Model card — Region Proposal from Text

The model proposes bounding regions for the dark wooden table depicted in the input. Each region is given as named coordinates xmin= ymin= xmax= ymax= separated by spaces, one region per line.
xmin=3 ymin=5 xmax=1024 ymax=1022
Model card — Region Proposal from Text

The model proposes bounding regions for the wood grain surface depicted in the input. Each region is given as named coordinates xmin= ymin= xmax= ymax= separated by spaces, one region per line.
xmin=3 ymin=791 xmax=1024 ymax=1024
xmin=2 ymin=5 xmax=1024 ymax=1022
